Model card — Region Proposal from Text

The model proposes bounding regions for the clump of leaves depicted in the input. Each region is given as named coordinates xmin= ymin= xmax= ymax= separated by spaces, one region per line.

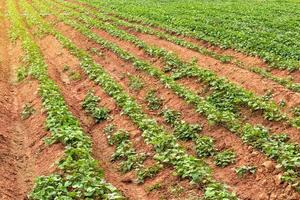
xmin=292 ymin=106 xmax=300 ymax=117
xmin=168 ymin=184 xmax=184 ymax=195
xmin=219 ymin=55 xmax=232 ymax=63
xmin=136 ymin=163 xmax=163 ymax=183
xmin=173 ymin=121 xmax=202 ymax=140
xmin=146 ymin=183 xmax=162 ymax=193
xmin=204 ymin=182 xmax=238 ymax=200
xmin=21 ymin=103 xmax=35 ymax=120
xmin=82 ymin=90 xmax=110 ymax=123
xmin=195 ymin=136 xmax=214 ymax=157
xmin=17 ymin=66 xmax=28 ymax=82
xmin=62 ymin=65 xmax=70 ymax=72
xmin=214 ymin=150 xmax=236 ymax=167
xmin=161 ymin=109 xmax=181 ymax=124
xmin=161 ymin=108 xmax=202 ymax=140
xmin=128 ymin=75 xmax=144 ymax=91
xmin=89 ymin=47 xmax=104 ymax=57
xmin=104 ymin=127 xmax=146 ymax=173
xmin=281 ymin=170 xmax=300 ymax=186
xmin=279 ymin=99 xmax=286 ymax=107
xmin=69 ymin=71 xmax=81 ymax=81
xmin=145 ymin=90 xmax=162 ymax=110
xmin=104 ymin=124 xmax=116 ymax=137
xmin=262 ymin=90 xmax=273 ymax=101
xmin=235 ymin=165 xmax=256 ymax=177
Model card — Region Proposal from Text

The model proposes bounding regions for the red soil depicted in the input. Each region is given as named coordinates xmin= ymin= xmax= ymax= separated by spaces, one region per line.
xmin=1 ymin=0 xmax=300 ymax=199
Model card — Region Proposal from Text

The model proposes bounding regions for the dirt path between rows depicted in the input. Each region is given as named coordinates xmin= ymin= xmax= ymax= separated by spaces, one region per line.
xmin=0 ymin=1 xmax=26 ymax=198
xmin=0 ymin=1 xmax=63 ymax=199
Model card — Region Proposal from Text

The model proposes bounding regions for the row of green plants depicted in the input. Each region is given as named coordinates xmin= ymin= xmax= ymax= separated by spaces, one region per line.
xmin=105 ymin=71 xmax=237 ymax=174
xmin=8 ymin=0 xmax=124 ymax=199
xmin=25 ymin=0 xmax=238 ymax=198
xmin=100 ymin=65 xmax=236 ymax=168
xmin=81 ymin=91 xmax=163 ymax=183
xmin=104 ymin=124 xmax=163 ymax=183
xmin=48 ymin=0 xmax=300 ymax=130
xmin=161 ymin=108 xmax=236 ymax=167
xmin=76 ymin=0 xmax=300 ymax=71
xmin=36 ymin=0 xmax=300 ymax=191
xmin=61 ymin=0 xmax=300 ymax=129
xmin=57 ymin=0 xmax=300 ymax=94
xmin=50 ymin=0 xmax=292 ymax=125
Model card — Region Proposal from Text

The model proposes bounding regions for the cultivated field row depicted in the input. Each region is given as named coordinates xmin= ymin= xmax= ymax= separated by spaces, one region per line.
xmin=1 ymin=0 xmax=300 ymax=199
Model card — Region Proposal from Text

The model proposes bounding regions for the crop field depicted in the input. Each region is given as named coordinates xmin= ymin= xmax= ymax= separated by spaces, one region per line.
xmin=1 ymin=0 xmax=300 ymax=199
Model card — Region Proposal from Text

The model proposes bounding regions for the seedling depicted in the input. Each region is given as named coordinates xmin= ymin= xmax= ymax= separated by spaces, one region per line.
xmin=128 ymin=75 xmax=144 ymax=91
xmin=145 ymin=90 xmax=162 ymax=110
xmin=146 ymin=183 xmax=162 ymax=193
xmin=136 ymin=163 xmax=163 ymax=183
xmin=235 ymin=165 xmax=256 ymax=177
xmin=62 ymin=65 xmax=70 ymax=72
xmin=17 ymin=66 xmax=28 ymax=82
xmin=21 ymin=103 xmax=35 ymax=120
xmin=214 ymin=150 xmax=236 ymax=167
xmin=69 ymin=71 xmax=81 ymax=81
xmin=82 ymin=90 xmax=110 ymax=123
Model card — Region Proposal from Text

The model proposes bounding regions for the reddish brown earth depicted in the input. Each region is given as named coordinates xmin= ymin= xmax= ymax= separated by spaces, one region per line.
xmin=1 ymin=0 xmax=300 ymax=199
xmin=0 ymin=1 xmax=64 ymax=199
xmin=41 ymin=9 xmax=300 ymax=199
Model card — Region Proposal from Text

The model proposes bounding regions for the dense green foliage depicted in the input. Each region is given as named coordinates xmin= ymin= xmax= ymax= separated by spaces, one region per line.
xmin=89 ymin=0 xmax=300 ymax=71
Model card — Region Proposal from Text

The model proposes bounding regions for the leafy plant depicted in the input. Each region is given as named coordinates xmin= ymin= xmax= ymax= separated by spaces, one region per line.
xmin=17 ymin=66 xmax=28 ymax=81
xmin=105 ymin=128 xmax=146 ymax=173
xmin=195 ymin=136 xmax=214 ymax=157
xmin=161 ymin=109 xmax=202 ymax=140
xmin=136 ymin=163 xmax=163 ymax=183
xmin=128 ymin=74 xmax=144 ymax=91
xmin=292 ymin=106 xmax=300 ymax=117
xmin=168 ymin=184 xmax=184 ymax=195
xmin=21 ymin=103 xmax=35 ymax=120
xmin=214 ymin=150 xmax=236 ymax=167
xmin=235 ymin=165 xmax=256 ymax=177
xmin=204 ymin=182 xmax=237 ymax=200
xmin=69 ymin=70 xmax=81 ymax=81
xmin=145 ymin=90 xmax=162 ymax=110
xmin=82 ymin=90 xmax=110 ymax=123
xmin=161 ymin=109 xmax=181 ymax=124
xmin=146 ymin=183 xmax=162 ymax=193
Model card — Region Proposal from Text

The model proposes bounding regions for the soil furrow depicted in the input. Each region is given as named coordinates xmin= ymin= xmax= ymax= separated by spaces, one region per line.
xmin=129 ymin=31 xmax=300 ymax=112
xmin=47 ymin=17 xmax=300 ymax=199
xmin=0 ymin=1 xmax=64 ymax=199
xmin=36 ymin=33 xmax=185 ymax=200
xmin=67 ymin=0 xmax=300 ymax=89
